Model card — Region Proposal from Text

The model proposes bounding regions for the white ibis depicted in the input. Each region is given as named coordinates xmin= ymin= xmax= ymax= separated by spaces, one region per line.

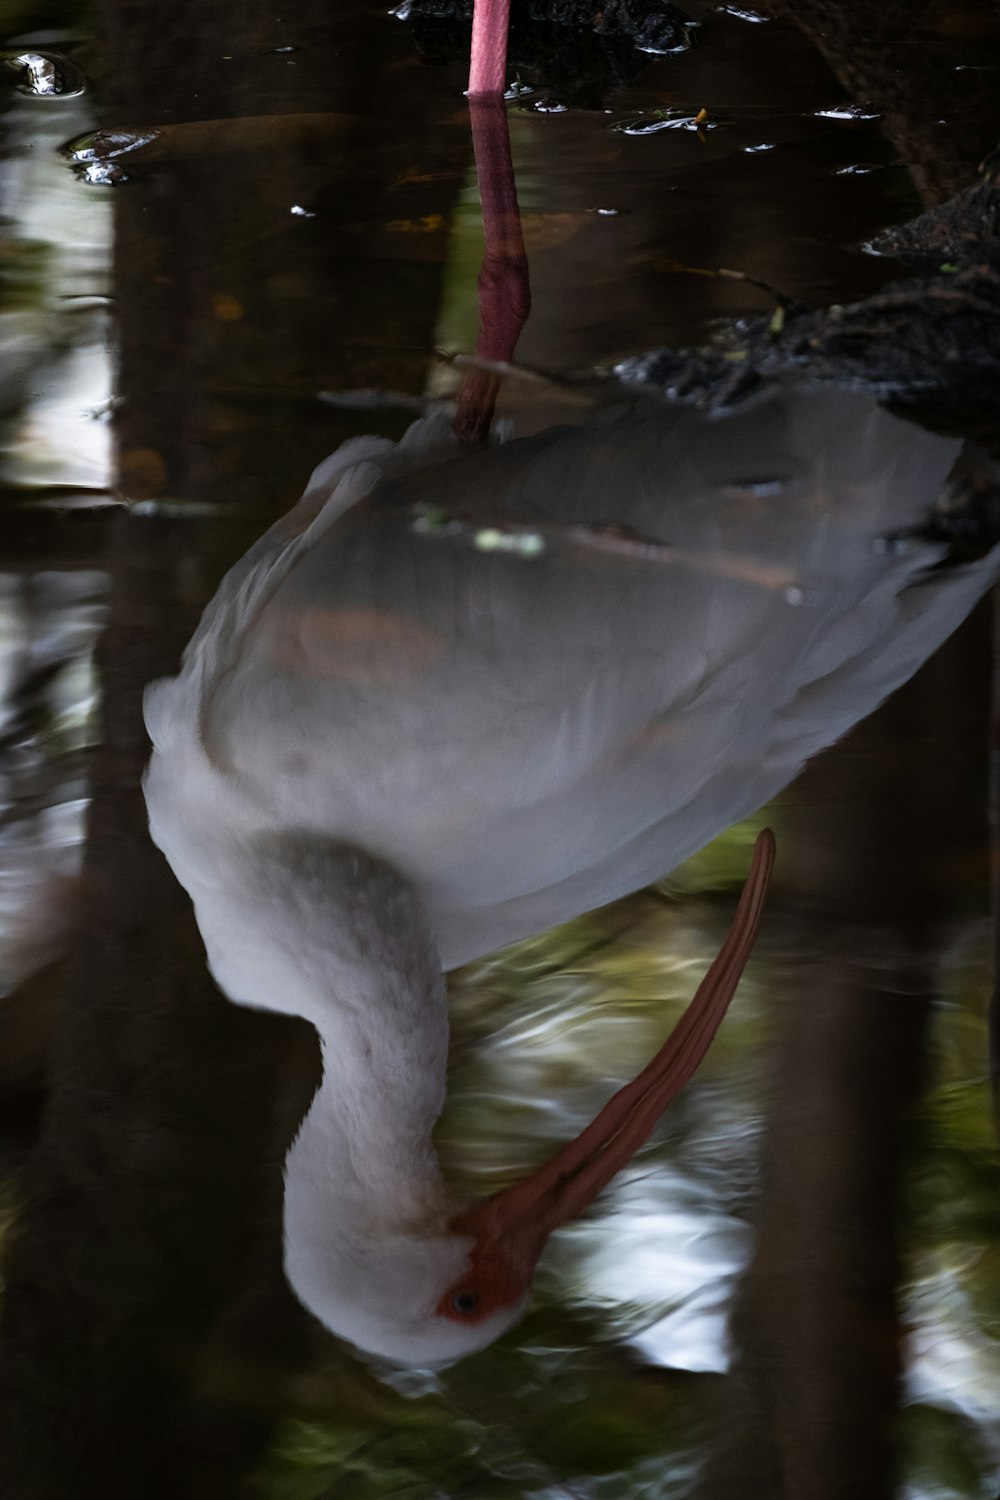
xmin=143 ymin=385 xmax=997 ymax=1364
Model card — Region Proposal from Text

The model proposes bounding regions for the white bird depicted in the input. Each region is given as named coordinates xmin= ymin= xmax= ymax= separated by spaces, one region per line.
xmin=143 ymin=384 xmax=996 ymax=1365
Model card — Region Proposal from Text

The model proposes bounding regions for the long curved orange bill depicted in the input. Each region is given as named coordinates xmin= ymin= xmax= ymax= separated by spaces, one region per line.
xmin=452 ymin=828 xmax=775 ymax=1274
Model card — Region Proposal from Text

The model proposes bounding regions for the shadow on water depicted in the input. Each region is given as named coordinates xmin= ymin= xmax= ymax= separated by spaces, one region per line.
xmin=0 ymin=1 xmax=998 ymax=1497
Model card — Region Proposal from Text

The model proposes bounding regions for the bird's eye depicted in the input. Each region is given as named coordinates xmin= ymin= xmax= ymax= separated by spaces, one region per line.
xmin=450 ymin=1290 xmax=480 ymax=1316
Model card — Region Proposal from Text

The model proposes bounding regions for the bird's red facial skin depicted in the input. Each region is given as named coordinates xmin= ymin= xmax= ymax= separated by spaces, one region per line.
xmin=436 ymin=1230 xmax=531 ymax=1324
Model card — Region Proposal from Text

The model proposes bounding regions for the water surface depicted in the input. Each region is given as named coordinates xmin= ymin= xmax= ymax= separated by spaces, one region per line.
xmin=1 ymin=2 xmax=998 ymax=1497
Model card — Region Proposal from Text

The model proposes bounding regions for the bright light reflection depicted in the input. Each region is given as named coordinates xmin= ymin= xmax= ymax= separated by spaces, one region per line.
xmin=4 ymin=340 xmax=112 ymax=489
xmin=0 ymin=56 xmax=113 ymax=995
xmin=0 ymin=65 xmax=113 ymax=493
xmin=567 ymin=1169 xmax=750 ymax=1372
xmin=905 ymin=1257 xmax=1000 ymax=1478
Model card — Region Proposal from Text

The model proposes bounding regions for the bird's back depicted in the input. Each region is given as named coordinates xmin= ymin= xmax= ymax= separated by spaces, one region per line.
xmin=145 ymin=389 xmax=996 ymax=970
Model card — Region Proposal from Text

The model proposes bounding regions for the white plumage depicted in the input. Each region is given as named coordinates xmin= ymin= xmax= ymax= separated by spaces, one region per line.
xmin=143 ymin=385 xmax=995 ymax=1365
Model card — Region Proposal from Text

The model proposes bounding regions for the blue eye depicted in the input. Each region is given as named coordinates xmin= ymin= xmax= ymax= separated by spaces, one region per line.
xmin=451 ymin=1290 xmax=480 ymax=1315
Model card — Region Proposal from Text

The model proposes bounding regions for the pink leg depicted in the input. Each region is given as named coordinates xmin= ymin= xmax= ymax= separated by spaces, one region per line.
xmin=454 ymin=93 xmax=531 ymax=448
xmin=468 ymin=0 xmax=511 ymax=96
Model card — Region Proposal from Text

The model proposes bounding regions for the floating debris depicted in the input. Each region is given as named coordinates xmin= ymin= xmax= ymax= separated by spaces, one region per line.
xmin=717 ymin=4 xmax=770 ymax=20
xmin=613 ymin=108 xmax=727 ymax=136
xmin=0 ymin=48 xmax=85 ymax=97
xmin=815 ymin=103 xmax=882 ymax=121
xmin=634 ymin=20 xmax=700 ymax=55
xmin=412 ymin=505 xmax=548 ymax=559
xmin=62 ymin=124 xmax=160 ymax=186
xmin=409 ymin=505 xmax=807 ymax=594
xmin=474 ymin=528 xmax=546 ymax=557
xmin=77 ymin=159 xmax=130 ymax=186
xmin=411 ymin=506 xmax=547 ymax=559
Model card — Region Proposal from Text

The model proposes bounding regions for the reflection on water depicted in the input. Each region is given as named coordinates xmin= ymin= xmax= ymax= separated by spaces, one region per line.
xmin=0 ymin=569 xmax=106 ymax=994
xmin=1 ymin=0 xmax=999 ymax=1496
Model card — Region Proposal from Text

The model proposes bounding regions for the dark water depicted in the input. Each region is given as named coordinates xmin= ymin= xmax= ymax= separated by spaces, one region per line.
xmin=1 ymin=1 xmax=999 ymax=1497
